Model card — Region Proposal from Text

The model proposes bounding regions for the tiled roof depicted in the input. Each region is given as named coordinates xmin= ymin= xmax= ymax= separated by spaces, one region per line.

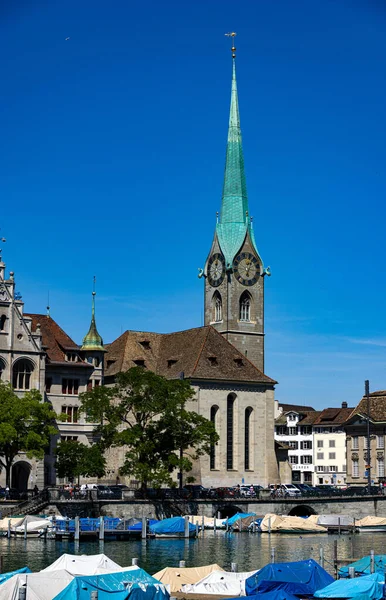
xmin=278 ymin=403 xmax=315 ymax=412
xmin=26 ymin=314 xmax=87 ymax=365
xmin=347 ymin=391 xmax=386 ymax=423
xmin=298 ymin=411 xmax=322 ymax=425
xmin=105 ymin=326 xmax=276 ymax=385
xmin=313 ymin=407 xmax=354 ymax=425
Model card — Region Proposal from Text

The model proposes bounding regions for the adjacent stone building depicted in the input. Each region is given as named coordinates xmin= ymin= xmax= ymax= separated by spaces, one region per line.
xmin=344 ymin=391 xmax=386 ymax=485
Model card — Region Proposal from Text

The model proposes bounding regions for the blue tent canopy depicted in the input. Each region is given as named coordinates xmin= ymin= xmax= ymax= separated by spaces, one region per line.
xmin=0 ymin=567 xmax=31 ymax=585
xmin=246 ymin=559 xmax=334 ymax=597
xmin=314 ymin=572 xmax=384 ymax=599
xmin=53 ymin=569 xmax=169 ymax=600
xmin=339 ymin=555 xmax=386 ymax=577
xmin=223 ymin=513 xmax=257 ymax=526
xmin=149 ymin=517 xmax=195 ymax=534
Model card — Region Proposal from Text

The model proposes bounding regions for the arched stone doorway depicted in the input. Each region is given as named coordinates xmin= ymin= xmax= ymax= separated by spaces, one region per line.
xmin=215 ymin=505 xmax=244 ymax=519
xmin=11 ymin=461 xmax=31 ymax=492
xmin=288 ymin=504 xmax=316 ymax=517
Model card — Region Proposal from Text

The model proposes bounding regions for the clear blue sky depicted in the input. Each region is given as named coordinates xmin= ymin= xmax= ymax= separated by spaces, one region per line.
xmin=1 ymin=0 xmax=385 ymax=408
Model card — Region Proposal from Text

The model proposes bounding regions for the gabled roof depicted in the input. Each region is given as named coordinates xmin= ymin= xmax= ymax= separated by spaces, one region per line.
xmin=26 ymin=314 xmax=90 ymax=367
xmin=346 ymin=391 xmax=386 ymax=424
xmin=275 ymin=410 xmax=321 ymax=425
xmin=105 ymin=325 xmax=276 ymax=385
xmin=313 ymin=407 xmax=354 ymax=426
xmin=278 ymin=403 xmax=316 ymax=412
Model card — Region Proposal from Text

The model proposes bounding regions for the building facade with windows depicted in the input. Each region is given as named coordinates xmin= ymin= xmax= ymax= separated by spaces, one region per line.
xmin=0 ymin=256 xmax=104 ymax=490
xmin=312 ymin=405 xmax=352 ymax=487
xmin=344 ymin=391 xmax=386 ymax=486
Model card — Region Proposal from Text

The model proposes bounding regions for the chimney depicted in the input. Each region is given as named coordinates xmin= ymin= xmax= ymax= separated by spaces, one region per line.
xmin=342 ymin=401 xmax=348 ymax=409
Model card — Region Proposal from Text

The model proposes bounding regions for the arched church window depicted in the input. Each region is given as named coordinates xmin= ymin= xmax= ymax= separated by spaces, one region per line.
xmin=12 ymin=359 xmax=34 ymax=390
xmin=227 ymin=394 xmax=236 ymax=470
xmin=210 ymin=405 xmax=219 ymax=470
xmin=245 ymin=407 xmax=253 ymax=470
xmin=239 ymin=292 xmax=251 ymax=322
xmin=0 ymin=315 xmax=6 ymax=331
xmin=212 ymin=292 xmax=222 ymax=322
xmin=0 ymin=358 xmax=5 ymax=380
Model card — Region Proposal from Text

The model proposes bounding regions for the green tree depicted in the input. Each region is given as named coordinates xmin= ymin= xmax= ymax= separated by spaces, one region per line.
xmin=55 ymin=440 xmax=106 ymax=481
xmin=80 ymin=367 xmax=219 ymax=489
xmin=0 ymin=382 xmax=57 ymax=487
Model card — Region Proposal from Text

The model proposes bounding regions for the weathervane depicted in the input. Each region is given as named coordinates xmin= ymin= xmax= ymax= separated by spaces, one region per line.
xmin=225 ymin=32 xmax=237 ymax=58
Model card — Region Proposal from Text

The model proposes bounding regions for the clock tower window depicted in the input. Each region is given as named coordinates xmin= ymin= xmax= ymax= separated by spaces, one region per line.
xmin=239 ymin=291 xmax=251 ymax=322
xmin=0 ymin=315 xmax=6 ymax=331
xmin=212 ymin=291 xmax=223 ymax=323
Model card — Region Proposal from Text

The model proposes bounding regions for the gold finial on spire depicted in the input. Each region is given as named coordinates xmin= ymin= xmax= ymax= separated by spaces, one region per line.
xmin=225 ymin=32 xmax=237 ymax=58
xmin=92 ymin=275 xmax=96 ymax=297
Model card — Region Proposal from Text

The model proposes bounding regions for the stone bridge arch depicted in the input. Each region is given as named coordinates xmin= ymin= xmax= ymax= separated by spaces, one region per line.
xmin=215 ymin=505 xmax=244 ymax=519
xmin=288 ymin=504 xmax=316 ymax=517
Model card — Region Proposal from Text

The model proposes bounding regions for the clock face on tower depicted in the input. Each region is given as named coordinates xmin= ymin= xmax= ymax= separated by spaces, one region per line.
xmin=207 ymin=253 xmax=225 ymax=287
xmin=233 ymin=252 xmax=260 ymax=286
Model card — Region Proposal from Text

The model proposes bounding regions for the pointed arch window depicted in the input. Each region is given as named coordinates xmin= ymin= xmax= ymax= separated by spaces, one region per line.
xmin=239 ymin=291 xmax=251 ymax=322
xmin=12 ymin=359 xmax=34 ymax=390
xmin=245 ymin=407 xmax=253 ymax=470
xmin=210 ymin=405 xmax=219 ymax=470
xmin=227 ymin=394 xmax=236 ymax=470
xmin=212 ymin=291 xmax=223 ymax=323
xmin=0 ymin=315 xmax=6 ymax=331
xmin=0 ymin=358 xmax=5 ymax=380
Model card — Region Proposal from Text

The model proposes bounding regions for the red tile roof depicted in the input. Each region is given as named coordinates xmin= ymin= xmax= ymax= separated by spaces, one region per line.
xmin=26 ymin=314 xmax=85 ymax=364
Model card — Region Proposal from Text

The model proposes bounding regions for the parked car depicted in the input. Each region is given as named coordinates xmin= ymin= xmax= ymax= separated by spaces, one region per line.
xmin=96 ymin=484 xmax=114 ymax=497
xmin=269 ymin=484 xmax=301 ymax=497
xmin=294 ymin=484 xmax=316 ymax=496
xmin=184 ymin=485 xmax=209 ymax=499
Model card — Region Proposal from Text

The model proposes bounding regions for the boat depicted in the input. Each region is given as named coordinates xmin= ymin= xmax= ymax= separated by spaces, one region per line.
xmin=149 ymin=516 xmax=197 ymax=538
xmin=259 ymin=514 xmax=327 ymax=534
xmin=355 ymin=516 xmax=386 ymax=532
xmin=152 ymin=564 xmax=224 ymax=593
xmin=338 ymin=554 xmax=386 ymax=577
xmin=314 ymin=572 xmax=384 ymax=599
xmin=181 ymin=569 xmax=258 ymax=595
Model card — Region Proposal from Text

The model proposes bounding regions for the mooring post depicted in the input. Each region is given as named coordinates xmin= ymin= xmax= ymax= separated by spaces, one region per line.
xmin=334 ymin=540 xmax=338 ymax=579
xmin=184 ymin=516 xmax=189 ymax=539
xmin=201 ymin=514 xmax=204 ymax=535
xmin=268 ymin=516 xmax=271 ymax=535
xmin=252 ymin=520 xmax=256 ymax=534
xmin=226 ymin=517 xmax=229 ymax=533
xmin=370 ymin=550 xmax=375 ymax=574
xmin=132 ymin=558 xmax=138 ymax=566
xmin=0 ymin=555 xmax=3 ymax=574
xmin=349 ymin=567 xmax=355 ymax=579
xmin=196 ymin=522 xmax=199 ymax=538
xmin=99 ymin=516 xmax=104 ymax=541
xmin=179 ymin=560 xmax=186 ymax=568
xmin=213 ymin=516 xmax=217 ymax=533
xmin=271 ymin=548 xmax=275 ymax=563
xmin=338 ymin=517 xmax=341 ymax=535
xmin=239 ymin=517 xmax=242 ymax=533
xmin=319 ymin=547 xmax=324 ymax=569
xmin=24 ymin=519 xmax=27 ymax=540
xmin=141 ymin=516 xmax=146 ymax=540
xmin=231 ymin=562 xmax=238 ymax=573
xmin=7 ymin=519 xmax=10 ymax=539
xmin=18 ymin=586 xmax=26 ymax=600
xmin=90 ymin=591 xmax=98 ymax=600
xmin=74 ymin=516 xmax=80 ymax=541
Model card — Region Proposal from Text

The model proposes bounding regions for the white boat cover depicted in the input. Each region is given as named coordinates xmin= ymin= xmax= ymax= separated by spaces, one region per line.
xmin=260 ymin=514 xmax=327 ymax=533
xmin=14 ymin=515 xmax=51 ymax=533
xmin=309 ymin=514 xmax=354 ymax=527
xmin=181 ymin=569 xmax=258 ymax=595
xmin=152 ymin=564 xmax=223 ymax=592
xmin=356 ymin=515 xmax=386 ymax=527
xmin=0 ymin=569 xmax=74 ymax=600
xmin=40 ymin=553 xmax=127 ymax=575
xmin=0 ymin=517 xmax=23 ymax=532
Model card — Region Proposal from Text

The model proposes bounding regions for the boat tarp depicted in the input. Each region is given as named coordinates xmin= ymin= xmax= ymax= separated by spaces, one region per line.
xmin=356 ymin=516 xmax=386 ymax=527
xmin=0 ymin=517 xmax=24 ymax=532
xmin=224 ymin=513 xmax=256 ymax=526
xmin=153 ymin=565 xmax=223 ymax=593
xmin=184 ymin=516 xmax=225 ymax=529
xmin=41 ymin=553 xmax=125 ymax=575
xmin=246 ymin=559 xmax=333 ymax=596
xmin=339 ymin=555 xmax=386 ymax=577
xmin=314 ymin=572 xmax=384 ymax=599
xmin=259 ymin=514 xmax=326 ymax=533
xmin=0 ymin=567 xmax=31 ymax=585
xmin=224 ymin=590 xmax=299 ymax=600
xmin=149 ymin=517 xmax=195 ymax=535
xmin=313 ymin=514 xmax=354 ymax=527
xmin=182 ymin=570 xmax=258 ymax=595
xmin=0 ymin=570 xmax=75 ymax=600
xmin=232 ymin=516 xmax=259 ymax=531
xmin=128 ymin=519 xmax=158 ymax=531
xmin=14 ymin=515 xmax=51 ymax=533
xmin=53 ymin=570 xmax=168 ymax=600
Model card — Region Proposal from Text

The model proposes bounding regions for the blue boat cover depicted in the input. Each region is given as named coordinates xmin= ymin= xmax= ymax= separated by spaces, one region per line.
xmin=129 ymin=519 xmax=158 ymax=531
xmin=149 ymin=517 xmax=195 ymax=534
xmin=314 ymin=572 xmax=384 ymax=599
xmin=0 ymin=567 xmax=31 ymax=584
xmin=245 ymin=559 xmax=334 ymax=596
xmin=339 ymin=555 xmax=386 ymax=577
xmin=223 ymin=513 xmax=257 ymax=526
xmin=53 ymin=568 xmax=169 ymax=600
xmin=228 ymin=591 xmax=300 ymax=600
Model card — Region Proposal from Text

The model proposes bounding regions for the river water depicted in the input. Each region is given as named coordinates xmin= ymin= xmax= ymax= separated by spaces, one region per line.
xmin=1 ymin=532 xmax=385 ymax=576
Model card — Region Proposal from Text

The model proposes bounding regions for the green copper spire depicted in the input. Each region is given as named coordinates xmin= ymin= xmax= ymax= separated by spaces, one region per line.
xmin=81 ymin=281 xmax=105 ymax=352
xmin=216 ymin=56 xmax=261 ymax=268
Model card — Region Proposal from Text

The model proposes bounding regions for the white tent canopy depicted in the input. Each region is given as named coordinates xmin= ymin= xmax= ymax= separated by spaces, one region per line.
xmin=181 ymin=569 xmax=258 ymax=595
xmin=0 ymin=570 xmax=74 ymax=600
xmin=40 ymin=553 xmax=127 ymax=575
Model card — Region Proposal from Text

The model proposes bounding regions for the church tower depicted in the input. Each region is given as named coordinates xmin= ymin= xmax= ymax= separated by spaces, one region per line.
xmin=202 ymin=44 xmax=270 ymax=372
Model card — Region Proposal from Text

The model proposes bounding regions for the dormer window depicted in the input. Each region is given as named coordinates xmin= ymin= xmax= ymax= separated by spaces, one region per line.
xmin=288 ymin=413 xmax=297 ymax=421
xmin=234 ymin=358 xmax=243 ymax=368
xmin=139 ymin=340 xmax=151 ymax=350
xmin=107 ymin=359 xmax=115 ymax=368
xmin=208 ymin=356 xmax=218 ymax=366
xmin=133 ymin=359 xmax=145 ymax=368
xmin=66 ymin=353 xmax=78 ymax=362
xmin=167 ymin=359 xmax=178 ymax=368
